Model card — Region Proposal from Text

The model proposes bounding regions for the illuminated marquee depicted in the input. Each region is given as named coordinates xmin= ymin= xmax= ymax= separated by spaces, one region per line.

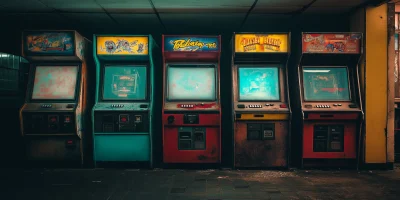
xmin=235 ymin=34 xmax=288 ymax=53
xmin=23 ymin=31 xmax=75 ymax=56
xmin=302 ymin=33 xmax=362 ymax=54
xmin=96 ymin=36 xmax=149 ymax=55
xmin=164 ymin=36 xmax=219 ymax=52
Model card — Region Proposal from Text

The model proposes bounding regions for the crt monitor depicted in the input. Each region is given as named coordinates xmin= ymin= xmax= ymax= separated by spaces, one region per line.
xmin=167 ymin=65 xmax=216 ymax=101
xmin=31 ymin=66 xmax=79 ymax=100
xmin=302 ymin=67 xmax=351 ymax=101
xmin=102 ymin=65 xmax=147 ymax=101
xmin=238 ymin=66 xmax=280 ymax=101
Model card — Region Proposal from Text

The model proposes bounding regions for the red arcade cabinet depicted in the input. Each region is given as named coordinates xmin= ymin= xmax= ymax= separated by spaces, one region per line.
xmin=162 ymin=35 xmax=221 ymax=164
xmin=297 ymin=32 xmax=364 ymax=168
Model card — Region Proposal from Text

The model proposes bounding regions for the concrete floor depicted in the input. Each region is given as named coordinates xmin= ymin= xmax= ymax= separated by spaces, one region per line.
xmin=2 ymin=166 xmax=400 ymax=200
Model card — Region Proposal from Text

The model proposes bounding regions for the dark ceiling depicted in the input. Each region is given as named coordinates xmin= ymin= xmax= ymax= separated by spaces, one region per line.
xmin=0 ymin=0 xmax=389 ymax=55
xmin=0 ymin=0 xmax=377 ymax=32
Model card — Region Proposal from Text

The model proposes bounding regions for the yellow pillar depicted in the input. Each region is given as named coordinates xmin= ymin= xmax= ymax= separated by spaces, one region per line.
xmin=364 ymin=3 xmax=390 ymax=164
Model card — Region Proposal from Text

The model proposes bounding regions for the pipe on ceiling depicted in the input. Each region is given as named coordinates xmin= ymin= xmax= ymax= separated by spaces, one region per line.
xmin=148 ymin=0 xmax=167 ymax=32
xmin=238 ymin=0 xmax=259 ymax=31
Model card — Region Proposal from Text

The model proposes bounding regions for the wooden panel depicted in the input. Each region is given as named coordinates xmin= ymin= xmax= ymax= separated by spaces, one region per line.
xmin=234 ymin=121 xmax=288 ymax=167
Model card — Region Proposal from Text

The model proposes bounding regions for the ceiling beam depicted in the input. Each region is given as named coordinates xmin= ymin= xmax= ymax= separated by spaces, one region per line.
xmin=237 ymin=0 xmax=259 ymax=31
xmin=148 ymin=0 xmax=167 ymax=32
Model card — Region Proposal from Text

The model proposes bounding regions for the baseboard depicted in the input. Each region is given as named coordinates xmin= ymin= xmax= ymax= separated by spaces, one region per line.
xmin=361 ymin=162 xmax=394 ymax=170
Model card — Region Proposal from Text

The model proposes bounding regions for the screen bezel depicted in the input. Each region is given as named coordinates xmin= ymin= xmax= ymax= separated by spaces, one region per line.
xmin=100 ymin=64 xmax=149 ymax=102
xmin=166 ymin=63 xmax=218 ymax=102
xmin=237 ymin=65 xmax=282 ymax=102
xmin=301 ymin=66 xmax=352 ymax=102
xmin=28 ymin=64 xmax=81 ymax=102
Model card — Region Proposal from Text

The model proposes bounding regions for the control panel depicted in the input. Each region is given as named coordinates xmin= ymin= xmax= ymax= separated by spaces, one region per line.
xmin=314 ymin=104 xmax=330 ymax=108
xmin=164 ymin=113 xmax=220 ymax=126
xmin=313 ymin=125 xmax=344 ymax=152
xmin=22 ymin=103 xmax=77 ymax=111
xmin=22 ymin=112 xmax=76 ymax=134
xmin=180 ymin=104 xmax=194 ymax=108
xmin=303 ymin=103 xmax=359 ymax=110
xmin=93 ymin=103 xmax=150 ymax=111
xmin=111 ymin=104 xmax=125 ymax=108
xmin=178 ymin=127 xmax=206 ymax=150
xmin=94 ymin=111 xmax=149 ymax=133
xmin=234 ymin=103 xmax=288 ymax=111
xmin=41 ymin=104 xmax=53 ymax=108
xmin=164 ymin=102 xmax=220 ymax=110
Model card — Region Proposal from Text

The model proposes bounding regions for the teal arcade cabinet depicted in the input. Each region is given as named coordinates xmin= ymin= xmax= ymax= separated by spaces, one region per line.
xmin=92 ymin=35 xmax=157 ymax=168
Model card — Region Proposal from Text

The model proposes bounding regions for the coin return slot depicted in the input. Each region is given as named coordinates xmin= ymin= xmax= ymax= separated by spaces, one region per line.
xmin=134 ymin=115 xmax=142 ymax=123
xmin=313 ymin=125 xmax=344 ymax=152
xmin=179 ymin=132 xmax=191 ymax=139
xmin=119 ymin=114 xmax=129 ymax=123
xmin=102 ymin=116 xmax=114 ymax=132
xmin=247 ymin=123 xmax=275 ymax=140
xmin=194 ymin=132 xmax=205 ymax=149
xmin=48 ymin=115 xmax=59 ymax=132
xmin=179 ymin=131 xmax=192 ymax=150
xmin=94 ymin=112 xmax=149 ymax=133
xmin=178 ymin=127 xmax=206 ymax=150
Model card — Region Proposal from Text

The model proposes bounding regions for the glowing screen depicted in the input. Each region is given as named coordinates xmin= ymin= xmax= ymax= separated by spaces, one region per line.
xmin=103 ymin=66 xmax=147 ymax=100
xmin=238 ymin=67 xmax=280 ymax=101
xmin=167 ymin=66 xmax=216 ymax=101
xmin=32 ymin=66 xmax=78 ymax=100
xmin=302 ymin=67 xmax=350 ymax=101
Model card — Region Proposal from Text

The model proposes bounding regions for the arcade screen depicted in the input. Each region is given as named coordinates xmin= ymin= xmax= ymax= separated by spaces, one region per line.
xmin=167 ymin=65 xmax=216 ymax=101
xmin=31 ymin=66 xmax=78 ymax=100
xmin=103 ymin=66 xmax=147 ymax=100
xmin=238 ymin=67 xmax=280 ymax=101
xmin=302 ymin=67 xmax=351 ymax=101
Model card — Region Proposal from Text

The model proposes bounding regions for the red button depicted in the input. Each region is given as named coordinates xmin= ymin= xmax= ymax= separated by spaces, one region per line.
xmin=121 ymin=117 xmax=127 ymax=122
xmin=280 ymin=104 xmax=287 ymax=108
xmin=67 ymin=140 xmax=73 ymax=144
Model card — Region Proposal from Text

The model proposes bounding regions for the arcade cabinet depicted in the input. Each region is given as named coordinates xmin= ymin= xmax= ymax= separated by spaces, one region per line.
xmin=162 ymin=35 xmax=221 ymax=164
xmin=92 ymin=35 xmax=157 ymax=168
xmin=296 ymin=32 xmax=364 ymax=168
xmin=232 ymin=33 xmax=291 ymax=168
xmin=20 ymin=30 xmax=92 ymax=166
